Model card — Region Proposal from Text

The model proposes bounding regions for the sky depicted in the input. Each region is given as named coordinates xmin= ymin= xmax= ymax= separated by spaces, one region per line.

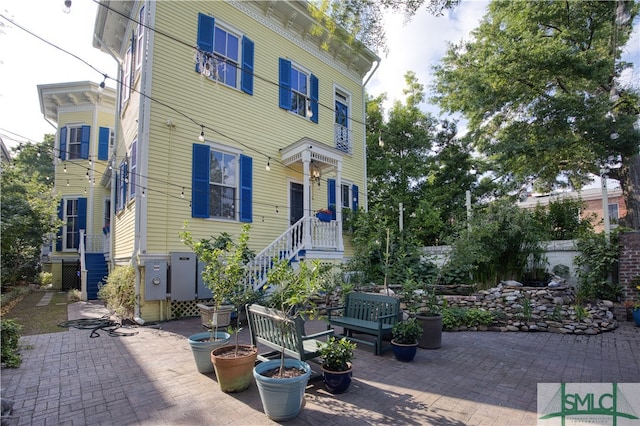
xmin=0 ymin=0 xmax=638 ymax=156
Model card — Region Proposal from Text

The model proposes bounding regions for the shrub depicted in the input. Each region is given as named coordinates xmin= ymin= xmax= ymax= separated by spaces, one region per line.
xmin=38 ymin=271 xmax=53 ymax=286
xmin=1 ymin=319 xmax=23 ymax=367
xmin=98 ymin=265 xmax=136 ymax=319
xmin=465 ymin=308 xmax=494 ymax=326
xmin=574 ymin=230 xmax=622 ymax=302
xmin=392 ymin=317 xmax=422 ymax=344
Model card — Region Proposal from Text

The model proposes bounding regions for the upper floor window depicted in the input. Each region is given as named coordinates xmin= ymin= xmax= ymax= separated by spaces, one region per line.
xmin=59 ymin=125 xmax=90 ymax=160
xmin=136 ymin=6 xmax=145 ymax=70
xmin=129 ymin=140 xmax=137 ymax=199
xmin=334 ymin=88 xmax=351 ymax=153
xmin=196 ymin=13 xmax=254 ymax=95
xmin=608 ymin=203 xmax=619 ymax=224
xmin=278 ymin=58 xmax=318 ymax=123
xmin=122 ymin=47 xmax=132 ymax=106
xmin=192 ymin=143 xmax=252 ymax=222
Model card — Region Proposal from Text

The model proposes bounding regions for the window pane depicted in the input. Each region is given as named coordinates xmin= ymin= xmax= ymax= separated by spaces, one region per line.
xmin=222 ymin=153 xmax=236 ymax=185
xmin=210 ymin=151 xmax=223 ymax=184
xmin=209 ymin=185 xmax=235 ymax=219
xmin=214 ymin=27 xmax=227 ymax=56
xmin=227 ymin=34 xmax=238 ymax=62
xmin=341 ymin=185 xmax=350 ymax=208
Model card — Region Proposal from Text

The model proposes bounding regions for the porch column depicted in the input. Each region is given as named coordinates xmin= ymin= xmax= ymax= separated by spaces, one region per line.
xmin=302 ymin=151 xmax=313 ymax=247
xmin=335 ymin=163 xmax=344 ymax=251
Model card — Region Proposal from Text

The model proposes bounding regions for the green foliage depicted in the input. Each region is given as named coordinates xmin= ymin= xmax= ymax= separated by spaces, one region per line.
xmin=98 ymin=265 xmax=136 ymax=320
xmin=391 ymin=317 xmax=422 ymax=344
xmin=441 ymin=306 xmax=465 ymax=329
xmin=38 ymin=272 xmax=53 ymax=286
xmin=574 ymin=229 xmax=622 ymax=302
xmin=432 ymin=1 xmax=640 ymax=228
xmin=574 ymin=305 xmax=588 ymax=323
xmin=532 ymin=198 xmax=594 ymax=240
xmin=446 ymin=199 xmax=546 ymax=288
xmin=1 ymin=318 xmax=23 ymax=367
xmin=551 ymin=304 xmax=563 ymax=322
xmin=318 ymin=336 xmax=356 ymax=372
xmin=265 ymin=258 xmax=329 ymax=376
xmin=519 ymin=297 xmax=532 ymax=322
xmin=1 ymin=136 xmax=60 ymax=287
xmin=441 ymin=306 xmax=495 ymax=330
xmin=180 ymin=223 xmax=257 ymax=319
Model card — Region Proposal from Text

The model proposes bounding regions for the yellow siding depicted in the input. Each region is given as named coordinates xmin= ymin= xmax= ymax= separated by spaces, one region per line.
xmin=138 ymin=2 xmax=366 ymax=254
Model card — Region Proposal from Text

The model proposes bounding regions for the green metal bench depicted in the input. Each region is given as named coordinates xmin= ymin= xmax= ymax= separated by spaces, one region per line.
xmin=326 ymin=292 xmax=401 ymax=355
xmin=246 ymin=304 xmax=334 ymax=364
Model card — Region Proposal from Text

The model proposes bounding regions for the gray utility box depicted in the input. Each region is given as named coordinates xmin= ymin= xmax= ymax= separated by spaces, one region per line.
xmin=170 ymin=252 xmax=196 ymax=301
xmin=196 ymin=260 xmax=213 ymax=299
xmin=144 ymin=260 xmax=167 ymax=301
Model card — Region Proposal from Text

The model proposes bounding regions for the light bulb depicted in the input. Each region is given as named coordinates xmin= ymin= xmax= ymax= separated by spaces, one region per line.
xmin=266 ymin=159 xmax=271 ymax=171
xmin=62 ymin=0 xmax=71 ymax=13
xmin=306 ymin=104 xmax=313 ymax=119
xmin=198 ymin=127 xmax=205 ymax=142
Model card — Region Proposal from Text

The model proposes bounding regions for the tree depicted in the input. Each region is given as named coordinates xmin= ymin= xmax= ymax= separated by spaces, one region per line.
xmin=1 ymin=135 xmax=60 ymax=286
xmin=432 ymin=1 xmax=640 ymax=229
xmin=308 ymin=0 xmax=460 ymax=54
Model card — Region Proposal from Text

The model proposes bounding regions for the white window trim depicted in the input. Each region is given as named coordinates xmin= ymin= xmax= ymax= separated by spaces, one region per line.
xmin=207 ymin=142 xmax=241 ymax=221
xmin=63 ymin=198 xmax=79 ymax=251
xmin=289 ymin=61 xmax=312 ymax=118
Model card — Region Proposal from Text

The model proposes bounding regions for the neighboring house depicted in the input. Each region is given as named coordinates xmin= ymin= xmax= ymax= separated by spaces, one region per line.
xmin=39 ymin=81 xmax=116 ymax=299
xmin=90 ymin=1 xmax=379 ymax=321
xmin=518 ymin=186 xmax=627 ymax=233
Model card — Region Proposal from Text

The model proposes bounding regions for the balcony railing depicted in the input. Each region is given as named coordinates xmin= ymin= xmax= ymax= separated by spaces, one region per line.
xmin=334 ymin=124 xmax=352 ymax=154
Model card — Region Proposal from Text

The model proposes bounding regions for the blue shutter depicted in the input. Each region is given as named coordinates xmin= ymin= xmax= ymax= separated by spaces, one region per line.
xmin=192 ymin=144 xmax=210 ymax=218
xmin=56 ymin=200 xmax=64 ymax=251
xmin=130 ymin=141 xmax=137 ymax=198
xmin=310 ymin=74 xmax=319 ymax=124
xmin=241 ymin=36 xmax=254 ymax=95
xmin=328 ymin=179 xmax=336 ymax=220
xmin=239 ymin=155 xmax=252 ymax=223
xmin=278 ymin=58 xmax=291 ymax=110
xmin=98 ymin=127 xmax=109 ymax=160
xmin=76 ymin=198 xmax=87 ymax=249
xmin=196 ymin=13 xmax=215 ymax=73
xmin=114 ymin=171 xmax=120 ymax=212
xmin=352 ymin=185 xmax=359 ymax=211
xmin=59 ymin=127 xmax=67 ymax=161
xmin=80 ymin=125 xmax=90 ymax=159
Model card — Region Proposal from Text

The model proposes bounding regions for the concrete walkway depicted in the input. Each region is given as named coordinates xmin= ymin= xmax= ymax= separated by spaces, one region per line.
xmin=1 ymin=301 xmax=639 ymax=425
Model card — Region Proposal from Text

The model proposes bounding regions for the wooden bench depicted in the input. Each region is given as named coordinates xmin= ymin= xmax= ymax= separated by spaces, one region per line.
xmin=326 ymin=292 xmax=400 ymax=355
xmin=246 ymin=304 xmax=334 ymax=364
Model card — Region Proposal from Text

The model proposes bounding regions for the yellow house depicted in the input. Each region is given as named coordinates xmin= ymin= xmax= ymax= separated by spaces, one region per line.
xmin=86 ymin=0 xmax=379 ymax=322
xmin=38 ymin=81 xmax=116 ymax=300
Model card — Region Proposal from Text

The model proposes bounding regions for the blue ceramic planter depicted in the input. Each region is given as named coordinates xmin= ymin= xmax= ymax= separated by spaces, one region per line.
xmin=322 ymin=364 xmax=353 ymax=394
xmin=391 ymin=340 xmax=418 ymax=362
xmin=253 ymin=359 xmax=311 ymax=421
xmin=188 ymin=331 xmax=230 ymax=374
xmin=633 ymin=309 xmax=640 ymax=327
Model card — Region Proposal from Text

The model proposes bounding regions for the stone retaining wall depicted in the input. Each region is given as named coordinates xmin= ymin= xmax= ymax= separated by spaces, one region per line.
xmin=442 ymin=283 xmax=618 ymax=334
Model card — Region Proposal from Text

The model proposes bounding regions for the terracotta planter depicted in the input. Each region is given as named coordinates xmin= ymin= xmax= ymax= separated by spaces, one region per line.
xmin=416 ymin=314 xmax=442 ymax=349
xmin=210 ymin=345 xmax=258 ymax=393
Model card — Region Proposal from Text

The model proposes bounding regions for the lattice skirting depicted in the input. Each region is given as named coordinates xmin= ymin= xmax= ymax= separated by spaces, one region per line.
xmin=171 ymin=299 xmax=213 ymax=319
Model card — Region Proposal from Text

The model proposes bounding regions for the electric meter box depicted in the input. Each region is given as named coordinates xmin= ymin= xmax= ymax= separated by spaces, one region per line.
xmin=170 ymin=252 xmax=196 ymax=301
xmin=144 ymin=260 xmax=167 ymax=301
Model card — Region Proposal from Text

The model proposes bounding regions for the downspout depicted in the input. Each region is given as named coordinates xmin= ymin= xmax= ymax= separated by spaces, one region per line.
xmin=361 ymin=60 xmax=380 ymax=212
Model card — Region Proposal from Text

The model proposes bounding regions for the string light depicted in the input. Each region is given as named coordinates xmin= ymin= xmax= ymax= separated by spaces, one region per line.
xmin=63 ymin=164 xmax=67 ymax=173
xmin=98 ymin=74 xmax=107 ymax=92
xmin=66 ymin=179 xmax=70 ymax=186
xmin=378 ymin=131 xmax=384 ymax=147
xmin=265 ymin=158 xmax=271 ymax=171
xmin=306 ymin=102 xmax=313 ymax=119
xmin=180 ymin=187 xmax=185 ymax=198
xmin=198 ymin=125 xmax=205 ymax=142
xmin=62 ymin=0 xmax=71 ymax=14
xmin=85 ymin=169 xmax=90 ymax=180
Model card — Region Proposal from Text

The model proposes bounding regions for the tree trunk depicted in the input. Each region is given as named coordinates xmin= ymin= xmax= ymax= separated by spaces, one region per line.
xmin=617 ymin=153 xmax=640 ymax=230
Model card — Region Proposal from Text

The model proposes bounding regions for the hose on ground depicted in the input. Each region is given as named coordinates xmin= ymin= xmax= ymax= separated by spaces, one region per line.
xmin=58 ymin=317 xmax=139 ymax=338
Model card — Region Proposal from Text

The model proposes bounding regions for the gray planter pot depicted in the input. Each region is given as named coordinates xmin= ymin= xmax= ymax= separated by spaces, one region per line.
xmin=253 ymin=359 xmax=311 ymax=421
xmin=416 ymin=314 xmax=442 ymax=349
xmin=187 ymin=331 xmax=230 ymax=374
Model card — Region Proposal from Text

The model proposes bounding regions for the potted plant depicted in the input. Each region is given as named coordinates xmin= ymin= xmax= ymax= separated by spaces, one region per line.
xmin=253 ymin=258 xmax=328 ymax=421
xmin=415 ymin=283 xmax=443 ymax=349
xmin=210 ymin=323 xmax=258 ymax=393
xmin=317 ymin=336 xmax=356 ymax=394
xmin=391 ymin=317 xmax=422 ymax=362
xmin=180 ymin=223 xmax=255 ymax=376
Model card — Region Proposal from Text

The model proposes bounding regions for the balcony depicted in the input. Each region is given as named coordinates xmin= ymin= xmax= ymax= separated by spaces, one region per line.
xmin=334 ymin=124 xmax=352 ymax=154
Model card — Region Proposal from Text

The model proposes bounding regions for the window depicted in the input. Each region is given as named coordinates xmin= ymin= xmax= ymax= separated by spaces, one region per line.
xmin=327 ymin=179 xmax=359 ymax=220
xmin=59 ymin=125 xmax=90 ymax=160
xmin=608 ymin=203 xmax=619 ymax=224
xmin=196 ymin=13 xmax=254 ymax=94
xmin=334 ymin=89 xmax=351 ymax=153
xmin=103 ymin=199 xmax=111 ymax=233
xmin=192 ymin=144 xmax=252 ymax=222
xmin=278 ymin=58 xmax=318 ymax=123
xmin=209 ymin=150 xmax=236 ymax=218
xmin=122 ymin=47 xmax=132 ymax=105
xmin=56 ymin=198 xmax=87 ymax=251
xmin=136 ymin=6 xmax=145 ymax=70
